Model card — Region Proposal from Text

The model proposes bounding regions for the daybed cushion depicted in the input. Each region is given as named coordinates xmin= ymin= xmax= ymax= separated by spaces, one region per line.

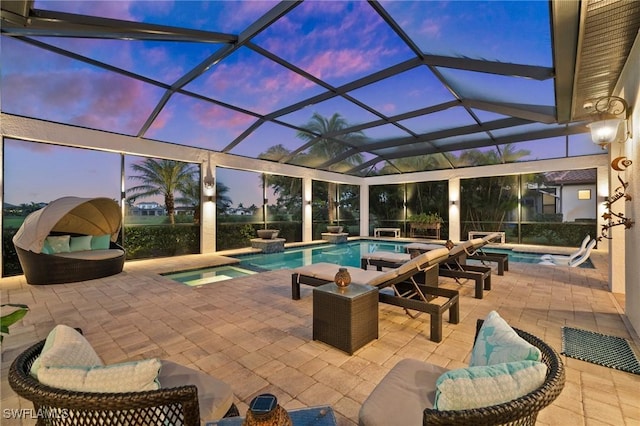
xmin=159 ymin=360 xmax=235 ymax=421
xmin=70 ymin=235 xmax=92 ymax=252
xmin=470 ymin=311 xmax=541 ymax=367
xmin=359 ymin=358 xmax=449 ymax=426
xmin=30 ymin=324 xmax=103 ymax=377
xmin=433 ymin=360 xmax=548 ymax=410
xmin=53 ymin=249 xmax=124 ymax=260
xmin=38 ymin=359 xmax=162 ymax=393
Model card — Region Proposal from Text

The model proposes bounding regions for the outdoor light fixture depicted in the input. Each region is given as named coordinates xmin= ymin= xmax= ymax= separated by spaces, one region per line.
xmin=203 ymin=154 xmax=215 ymax=202
xmin=586 ymin=96 xmax=632 ymax=148
xmin=451 ymin=200 xmax=456 ymax=206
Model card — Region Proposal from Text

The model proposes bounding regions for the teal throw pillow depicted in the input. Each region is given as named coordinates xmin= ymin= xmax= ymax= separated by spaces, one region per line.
xmin=41 ymin=239 xmax=54 ymax=254
xmin=90 ymin=234 xmax=111 ymax=250
xmin=45 ymin=235 xmax=71 ymax=254
xmin=434 ymin=360 xmax=547 ymax=410
xmin=470 ymin=311 xmax=541 ymax=367
xmin=70 ymin=236 xmax=92 ymax=252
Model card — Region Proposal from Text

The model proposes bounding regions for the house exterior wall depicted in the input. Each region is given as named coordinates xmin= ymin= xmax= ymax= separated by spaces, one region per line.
xmin=561 ymin=184 xmax=597 ymax=222
xmin=614 ymin=32 xmax=639 ymax=336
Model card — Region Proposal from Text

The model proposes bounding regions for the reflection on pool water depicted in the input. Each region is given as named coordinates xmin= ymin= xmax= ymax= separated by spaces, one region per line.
xmin=163 ymin=265 xmax=256 ymax=287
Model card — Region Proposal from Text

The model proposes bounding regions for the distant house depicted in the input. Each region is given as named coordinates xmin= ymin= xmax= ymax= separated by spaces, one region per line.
xmin=522 ymin=169 xmax=597 ymax=222
xmin=129 ymin=202 xmax=166 ymax=216
xmin=231 ymin=207 xmax=253 ymax=216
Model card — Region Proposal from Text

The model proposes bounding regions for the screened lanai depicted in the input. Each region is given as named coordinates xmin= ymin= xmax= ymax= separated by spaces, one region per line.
xmin=1 ymin=1 xmax=640 ymax=331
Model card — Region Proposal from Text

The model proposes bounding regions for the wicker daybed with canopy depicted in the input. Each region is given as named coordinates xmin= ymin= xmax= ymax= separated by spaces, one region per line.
xmin=12 ymin=196 xmax=125 ymax=285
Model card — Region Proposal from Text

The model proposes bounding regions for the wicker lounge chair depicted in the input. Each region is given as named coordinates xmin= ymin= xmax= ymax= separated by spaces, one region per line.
xmin=9 ymin=329 xmax=239 ymax=426
xmin=359 ymin=318 xmax=565 ymax=426
xmin=361 ymin=240 xmax=491 ymax=299
xmin=12 ymin=197 xmax=126 ymax=284
xmin=291 ymin=248 xmax=460 ymax=342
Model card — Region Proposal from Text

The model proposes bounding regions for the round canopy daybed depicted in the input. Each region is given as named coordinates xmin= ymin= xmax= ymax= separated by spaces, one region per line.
xmin=12 ymin=197 xmax=125 ymax=285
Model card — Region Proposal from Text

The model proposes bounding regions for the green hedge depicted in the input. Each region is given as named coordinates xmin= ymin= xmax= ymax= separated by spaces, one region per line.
xmin=216 ymin=221 xmax=302 ymax=251
xmin=3 ymin=229 xmax=21 ymax=276
xmin=124 ymin=225 xmax=199 ymax=259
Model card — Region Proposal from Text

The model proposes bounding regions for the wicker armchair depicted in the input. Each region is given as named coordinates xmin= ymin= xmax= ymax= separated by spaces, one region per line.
xmin=359 ymin=319 xmax=565 ymax=426
xmin=9 ymin=337 xmax=239 ymax=426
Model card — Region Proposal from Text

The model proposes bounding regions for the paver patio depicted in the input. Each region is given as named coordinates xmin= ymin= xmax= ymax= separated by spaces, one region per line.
xmin=1 ymin=247 xmax=638 ymax=425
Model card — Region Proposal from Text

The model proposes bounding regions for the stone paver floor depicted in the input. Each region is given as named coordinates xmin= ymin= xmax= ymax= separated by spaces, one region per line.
xmin=1 ymin=247 xmax=639 ymax=425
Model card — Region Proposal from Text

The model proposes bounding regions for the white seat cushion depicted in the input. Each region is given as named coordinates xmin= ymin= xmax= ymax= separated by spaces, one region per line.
xmin=158 ymin=360 xmax=234 ymax=421
xmin=362 ymin=252 xmax=410 ymax=263
xmin=359 ymin=359 xmax=449 ymax=426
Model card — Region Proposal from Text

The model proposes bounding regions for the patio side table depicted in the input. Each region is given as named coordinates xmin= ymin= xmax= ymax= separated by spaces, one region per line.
xmin=313 ymin=282 xmax=378 ymax=354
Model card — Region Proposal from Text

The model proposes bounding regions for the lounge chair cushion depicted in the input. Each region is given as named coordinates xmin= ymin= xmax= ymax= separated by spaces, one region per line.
xmin=470 ymin=311 xmax=541 ymax=367
xmin=359 ymin=358 xmax=448 ymax=426
xmin=293 ymin=263 xmax=383 ymax=285
xmin=159 ymin=360 xmax=235 ymax=421
xmin=30 ymin=324 xmax=103 ymax=377
xmin=433 ymin=360 xmax=547 ymax=410
xmin=405 ymin=243 xmax=445 ymax=252
xmin=362 ymin=252 xmax=410 ymax=263
xmin=38 ymin=358 xmax=162 ymax=393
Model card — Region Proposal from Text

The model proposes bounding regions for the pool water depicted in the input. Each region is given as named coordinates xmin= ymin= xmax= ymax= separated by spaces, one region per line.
xmin=238 ymin=241 xmax=408 ymax=271
xmin=163 ymin=265 xmax=256 ymax=287
xmin=237 ymin=241 xmax=594 ymax=270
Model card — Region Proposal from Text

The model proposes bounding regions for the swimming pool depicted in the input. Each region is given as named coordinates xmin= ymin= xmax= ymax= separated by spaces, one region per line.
xmin=236 ymin=241 xmax=594 ymax=270
xmin=163 ymin=265 xmax=256 ymax=287
xmin=237 ymin=241 xmax=408 ymax=271
xmin=164 ymin=240 xmax=593 ymax=286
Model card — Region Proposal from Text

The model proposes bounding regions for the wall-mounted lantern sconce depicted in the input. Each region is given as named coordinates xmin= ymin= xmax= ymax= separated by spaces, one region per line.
xmin=585 ymin=96 xmax=632 ymax=148
xmin=203 ymin=179 xmax=215 ymax=202
xmin=203 ymin=153 xmax=215 ymax=202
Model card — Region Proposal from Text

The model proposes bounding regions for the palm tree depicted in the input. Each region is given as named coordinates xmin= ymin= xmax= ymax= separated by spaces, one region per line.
xmin=177 ymin=176 xmax=201 ymax=224
xmin=127 ymin=159 xmax=197 ymax=225
xmin=215 ymin=181 xmax=233 ymax=215
xmin=297 ymin=112 xmax=365 ymax=222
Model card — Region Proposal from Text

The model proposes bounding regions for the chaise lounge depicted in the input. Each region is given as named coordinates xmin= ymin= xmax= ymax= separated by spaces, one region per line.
xmin=361 ymin=240 xmax=492 ymax=299
xmin=464 ymin=233 xmax=510 ymax=275
xmin=291 ymin=248 xmax=460 ymax=342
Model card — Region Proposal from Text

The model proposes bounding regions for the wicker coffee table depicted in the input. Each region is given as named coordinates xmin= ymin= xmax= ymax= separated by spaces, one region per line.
xmin=313 ymin=283 xmax=378 ymax=354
